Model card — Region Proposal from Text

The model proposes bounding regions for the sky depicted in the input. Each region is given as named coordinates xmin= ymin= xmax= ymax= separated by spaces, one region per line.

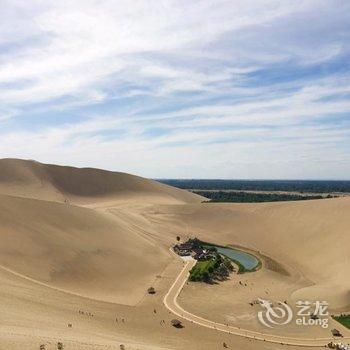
xmin=0 ymin=0 xmax=349 ymax=179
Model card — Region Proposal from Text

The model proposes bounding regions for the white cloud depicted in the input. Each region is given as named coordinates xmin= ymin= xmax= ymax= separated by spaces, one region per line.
xmin=0 ymin=0 xmax=349 ymax=178
xmin=0 ymin=0 xmax=329 ymax=106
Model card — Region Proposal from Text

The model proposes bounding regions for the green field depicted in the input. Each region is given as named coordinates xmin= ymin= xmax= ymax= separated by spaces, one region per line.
xmin=189 ymin=257 xmax=218 ymax=282
xmin=333 ymin=315 xmax=350 ymax=329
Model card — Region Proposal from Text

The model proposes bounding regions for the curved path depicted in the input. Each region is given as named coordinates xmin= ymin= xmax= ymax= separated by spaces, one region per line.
xmin=163 ymin=256 xmax=350 ymax=348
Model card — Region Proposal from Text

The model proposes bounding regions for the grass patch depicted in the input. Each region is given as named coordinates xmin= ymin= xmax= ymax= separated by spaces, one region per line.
xmin=332 ymin=314 xmax=350 ymax=329
xmin=189 ymin=256 xmax=219 ymax=282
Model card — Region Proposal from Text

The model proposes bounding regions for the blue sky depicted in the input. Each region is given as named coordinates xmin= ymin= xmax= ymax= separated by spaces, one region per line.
xmin=0 ymin=0 xmax=349 ymax=179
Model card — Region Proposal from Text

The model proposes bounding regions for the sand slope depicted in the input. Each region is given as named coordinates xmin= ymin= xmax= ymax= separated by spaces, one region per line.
xmin=0 ymin=158 xmax=349 ymax=348
xmin=0 ymin=193 xmax=174 ymax=305
xmin=0 ymin=159 xmax=199 ymax=305
xmin=0 ymin=158 xmax=203 ymax=204
xmin=148 ymin=198 xmax=350 ymax=309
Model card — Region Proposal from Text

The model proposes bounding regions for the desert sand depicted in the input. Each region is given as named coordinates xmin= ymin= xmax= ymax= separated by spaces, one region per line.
xmin=0 ymin=158 xmax=349 ymax=349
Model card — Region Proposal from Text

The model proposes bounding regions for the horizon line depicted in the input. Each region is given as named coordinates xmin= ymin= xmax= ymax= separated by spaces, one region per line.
xmin=156 ymin=178 xmax=350 ymax=182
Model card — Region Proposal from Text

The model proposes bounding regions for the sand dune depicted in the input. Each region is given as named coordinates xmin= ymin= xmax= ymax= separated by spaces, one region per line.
xmin=0 ymin=193 xmax=173 ymax=305
xmin=0 ymin=159 xmax=201 ymax=305
xmin=0 ymin=158 xmax=349 ymax=349
xmin=0 ymin=158 xmax=203 ymax=204
xmin=147 ymin=199 xmax=350 ymax=309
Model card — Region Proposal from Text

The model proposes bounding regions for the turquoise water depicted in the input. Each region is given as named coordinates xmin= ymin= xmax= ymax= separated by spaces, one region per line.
xmin=205 ymin=245 xmax=259 ymax=271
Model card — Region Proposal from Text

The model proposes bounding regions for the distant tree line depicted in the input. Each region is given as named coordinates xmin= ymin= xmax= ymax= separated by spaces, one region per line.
xmin=195 ymin=191 xmax=333 ymax=203
xmin=158 ymin=179 xmax=350 ymax=193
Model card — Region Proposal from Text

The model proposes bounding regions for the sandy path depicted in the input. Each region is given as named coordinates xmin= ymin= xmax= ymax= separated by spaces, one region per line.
xmin=163 ymin=257 xmax=350 ymax=347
